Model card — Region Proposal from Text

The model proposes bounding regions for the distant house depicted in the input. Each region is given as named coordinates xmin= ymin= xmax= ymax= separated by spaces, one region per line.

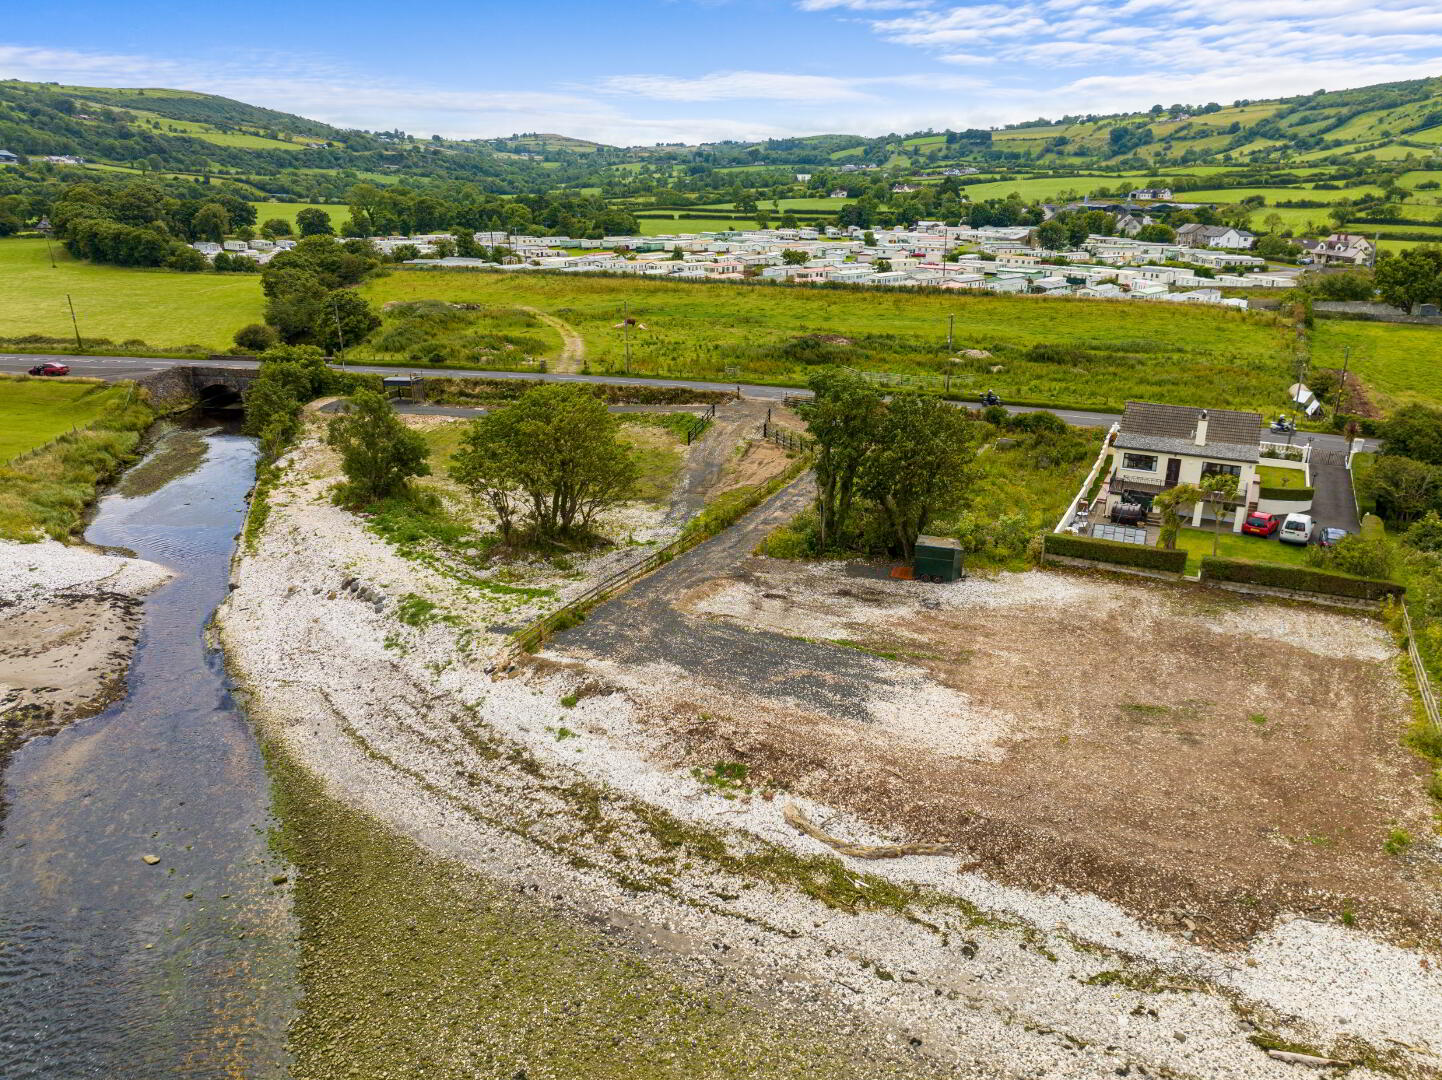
xmin=1176 ymin=223 xmax=1255 ymax=250
xmin=1113 ymin=213 xmax=1155 ymax=237
xmin=1129 ymin=188 xmax=1173 ymax=201
xmin=828 ymin=189 xmax=848 ymax=199
xmin=1106 ymin=402 xmax=1265 ymax=528
xmin=891 ymin=183 xmax=919 ymax=194
xmin=1300 ymin=233 xmax=1374 ymax=267
xmin=0 ymin=149 xmax=17 ymax=163
xmin=795 ymin=173 xmax=812 ymax=183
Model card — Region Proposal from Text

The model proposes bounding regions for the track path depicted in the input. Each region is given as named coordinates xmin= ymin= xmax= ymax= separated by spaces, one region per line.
xmin=517 ymin=305 xmax=585 ymax=373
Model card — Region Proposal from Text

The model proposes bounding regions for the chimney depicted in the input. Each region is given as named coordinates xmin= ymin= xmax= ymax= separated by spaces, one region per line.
xmin=1194 ymin=409 xmax=1209 ymax=447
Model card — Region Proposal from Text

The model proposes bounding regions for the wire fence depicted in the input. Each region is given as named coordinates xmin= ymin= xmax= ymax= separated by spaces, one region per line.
xmin=3 ymin=424 xmax=87 ymax=469
xmin=1400 ymin=601 xmax=1442 ymax=737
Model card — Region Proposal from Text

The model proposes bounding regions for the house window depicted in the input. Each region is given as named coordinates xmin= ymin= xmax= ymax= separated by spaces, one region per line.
xmin=1123 ymin=453 xmax=1158 ymax=471
xmin=1202 ymin=462 xmax=1241 ymax=478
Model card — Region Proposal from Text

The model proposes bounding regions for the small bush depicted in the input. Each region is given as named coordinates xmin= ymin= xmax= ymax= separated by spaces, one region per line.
xmin=1199 ymin=557 xmax=1404 ymax=600
xmin=1382 ymin=827 xmax=1413 ymax=856
xmin=1043 ymin=532 xmax=1188 ymax=573
xmin=234 ymin=323 xmax=279 ymax=352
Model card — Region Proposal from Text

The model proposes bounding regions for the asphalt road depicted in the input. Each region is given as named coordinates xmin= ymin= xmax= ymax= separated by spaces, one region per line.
xmin=0 ymin=351 xmax=1369 ymax=453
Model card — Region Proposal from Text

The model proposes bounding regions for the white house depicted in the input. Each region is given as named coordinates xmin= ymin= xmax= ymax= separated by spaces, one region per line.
xmin=1175 ymin=223 xmax=1256 ymax=250
xmin=1129 ymin=188 xmax=1173 ymax=201
xmin=1105 ymin=402 xmax=1265 ymax=529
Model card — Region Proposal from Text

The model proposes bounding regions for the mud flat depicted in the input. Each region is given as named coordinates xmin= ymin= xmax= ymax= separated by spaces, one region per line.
xmin=0 ymin=539 xmax=171 ymax=767
xmin=221 ymin=417 xmax=1442 ymax=1079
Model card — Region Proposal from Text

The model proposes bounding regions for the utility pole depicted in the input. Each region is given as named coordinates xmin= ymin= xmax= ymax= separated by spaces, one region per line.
xmin=66 ymin=294 xmax=82 ymax=351
xmin=623 ymin=299 xmax=631 ymax=373
xmin=331 ymin=297 xmax=347 ymax=367
xmin=947 ymin=312 xmax=955 ymax=352
xmin=1337 ymin=346 xmax=1350 ymax=416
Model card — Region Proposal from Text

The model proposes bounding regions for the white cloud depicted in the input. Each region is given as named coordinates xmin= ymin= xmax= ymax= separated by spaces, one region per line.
xmin=595 ymin=70 xmax=877 ymax=102
xmin=796 ymin=0 xmax=932 ymax=9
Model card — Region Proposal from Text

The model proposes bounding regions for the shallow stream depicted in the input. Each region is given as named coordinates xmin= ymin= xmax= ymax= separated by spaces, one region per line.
xmin=0 ymin=418 xmax=295 ymax=1078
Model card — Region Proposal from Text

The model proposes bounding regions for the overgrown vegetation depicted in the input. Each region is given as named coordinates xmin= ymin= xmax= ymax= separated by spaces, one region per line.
xmin=0 ymin=377 xmax=155 ymax=540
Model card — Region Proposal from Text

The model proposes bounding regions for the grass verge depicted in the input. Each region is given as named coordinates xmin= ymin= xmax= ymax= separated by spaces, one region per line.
xmin=0 ymin=379 xmax=157 ymax=540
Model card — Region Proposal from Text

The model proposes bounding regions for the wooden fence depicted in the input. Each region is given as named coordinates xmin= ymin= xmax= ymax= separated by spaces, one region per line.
xmin=503 ymin=455 xmax=813 ymax=666
xmin=760 ymin=419 xmax=812 ymax=453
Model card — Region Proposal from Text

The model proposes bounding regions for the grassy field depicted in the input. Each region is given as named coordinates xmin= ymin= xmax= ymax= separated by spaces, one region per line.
xmin=1312 ymin=320 xmax=1442 ymax=412
xmin=635 ymin=216 xmax=747 ymax=235
xmin=0 ymin=376 xmax=130 ymax=461
xmin=248 ymin=201 xmax=348 ymax=228
xmin=363 ymin=269 xmax=1298 ymax=412
xmin=0 ymin=239 xmax=262 ymax=349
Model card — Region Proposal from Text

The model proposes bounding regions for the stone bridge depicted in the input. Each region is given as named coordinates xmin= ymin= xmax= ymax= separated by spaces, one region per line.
xmin=136 ymin=364 xmax=258 ymax=409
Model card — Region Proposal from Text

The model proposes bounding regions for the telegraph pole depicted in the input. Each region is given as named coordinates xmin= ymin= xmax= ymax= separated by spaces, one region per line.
xmin=947 ymin=312 xmax=955 ymax=352
xmin=332 ymin=296 xmax=347 ymax=367
xmin=66 ymin=294 xmax=82 ymax=351
xmin=623 ymin=299 xmax=631 ymax=373
xmin=1337 ymin=346 xmax=1351 ymax=415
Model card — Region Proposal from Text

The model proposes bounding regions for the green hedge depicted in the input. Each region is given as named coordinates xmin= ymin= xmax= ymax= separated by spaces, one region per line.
xmin=1043 ymin=532 xmax=1187 ymax=573
xmin=1199 ymin=557 xmax=1404 ymax=600
xmin=1258 ymin=486 xmax=1315 ymax=501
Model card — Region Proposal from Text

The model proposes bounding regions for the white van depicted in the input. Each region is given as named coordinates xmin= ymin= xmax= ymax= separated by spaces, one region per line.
xmin=1279 ymin=513 xmax=1314 ymax=545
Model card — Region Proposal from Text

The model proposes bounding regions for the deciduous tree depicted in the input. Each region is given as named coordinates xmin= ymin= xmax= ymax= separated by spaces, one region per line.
xmin=326 ymin=389 xmax=430 ymax=506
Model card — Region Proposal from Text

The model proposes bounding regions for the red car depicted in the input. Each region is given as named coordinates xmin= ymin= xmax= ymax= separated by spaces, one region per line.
xmin=27 ymin=362 xmax=70 ymax=376
xmin=1242 ymin=511 xmax=1280 ymax=537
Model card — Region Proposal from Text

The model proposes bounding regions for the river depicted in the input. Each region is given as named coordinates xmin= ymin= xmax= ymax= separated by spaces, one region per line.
xmin=0 ymin=418 xmax=296 ymax=1078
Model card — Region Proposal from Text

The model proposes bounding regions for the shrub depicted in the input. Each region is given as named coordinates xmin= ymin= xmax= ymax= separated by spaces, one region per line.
xmin=1199 ymin=557 xmax=1404 ymax=600
xmin=1306 ymin=533 xmax=1396 ymax=579
xmin=1257 ymin=485 xmax=1315 ymax=501
xmin=234 ymin=323 xmax=279 ymax=352
xmin=1042 ymin=532 xmax=1188 ymax=573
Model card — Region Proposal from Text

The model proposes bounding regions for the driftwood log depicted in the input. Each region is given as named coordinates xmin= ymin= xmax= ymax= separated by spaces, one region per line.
xmin=1265 ymin=1049 xmax=1349 ymax=1068
xmin=783 ymin=803 xmax=957 ymax=860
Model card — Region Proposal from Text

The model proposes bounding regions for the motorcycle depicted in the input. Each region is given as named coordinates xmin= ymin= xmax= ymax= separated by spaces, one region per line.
xmin=1269 ymin=417 xmax=1296 ymax=435
xmin=980 ymin=391 xmax=1001 ymax=407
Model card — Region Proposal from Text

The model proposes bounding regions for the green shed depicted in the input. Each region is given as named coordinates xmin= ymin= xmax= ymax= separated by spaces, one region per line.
xmin=913 ymin=535 xmax=963 ymax=583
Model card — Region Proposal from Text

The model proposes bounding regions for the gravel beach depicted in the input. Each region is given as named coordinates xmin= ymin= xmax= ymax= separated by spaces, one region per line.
xmin=219 ymin=423 xmax=1442 ymax=1080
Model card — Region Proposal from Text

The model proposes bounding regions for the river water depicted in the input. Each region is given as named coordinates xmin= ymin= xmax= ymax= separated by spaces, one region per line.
xmin=0 ymin=420 xmax=296 ymax=1078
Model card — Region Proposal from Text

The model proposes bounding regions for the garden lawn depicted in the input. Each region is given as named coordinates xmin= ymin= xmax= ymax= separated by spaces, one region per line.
xmin=1173 ymin=525 xmax=1310 ymax=574
xmin=362 ymin=269 xmax=1298 ymax=413
xmin=0 ymin=239 xmax=262 ymax=350
xmin=1312 ymin=320 xmax=1442 ymax=412
xmin=0 ymin=377 xmax=129 ymax=461
xmin=1257 ymin=464 xmax=1308 ymax=488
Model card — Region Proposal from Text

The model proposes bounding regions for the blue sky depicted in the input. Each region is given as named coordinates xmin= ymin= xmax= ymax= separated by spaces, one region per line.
xmin=5 ymin=0 xmax=1442 ymax=144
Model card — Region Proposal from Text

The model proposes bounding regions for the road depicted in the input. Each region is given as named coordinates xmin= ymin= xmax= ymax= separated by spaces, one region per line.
xmin=0 ymin=352 xmax=1370 ymax=454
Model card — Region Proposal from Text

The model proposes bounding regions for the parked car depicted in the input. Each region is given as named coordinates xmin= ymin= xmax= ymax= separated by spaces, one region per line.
xmin=1320 ymin=527 xmax=1349 ymax=547
xmin=1278 ymin=513 xmax=1314 ymax=545
xmin=27 ymin=362 xmax=70 ymax=376
xmin=1242 ymin=511 xmax=1280 ymax=537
